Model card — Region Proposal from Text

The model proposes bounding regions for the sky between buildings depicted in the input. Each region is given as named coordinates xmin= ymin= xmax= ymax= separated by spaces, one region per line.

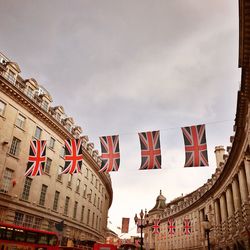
xmin=0 ymin=0 xmax=240 ymax=237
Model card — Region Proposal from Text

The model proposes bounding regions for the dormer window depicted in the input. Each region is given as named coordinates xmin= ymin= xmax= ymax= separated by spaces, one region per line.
xmin=56 ymin=113 xmax=61 ymax=122
xmin=41 ymin=100 xmax=49 ymax=111
xmin=65 ymin=124 xmax=71 ymax=132
xmin=26 ymin=86 xmax=34 ymax=99
xmin=6 ymin=70 xmax=16 ymax=84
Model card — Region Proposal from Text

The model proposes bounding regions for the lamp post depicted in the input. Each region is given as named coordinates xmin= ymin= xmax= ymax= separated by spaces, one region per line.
xmin=202 ymin=215 xmax=211 ymax=250
xmin=134 ymin=209 xmax=149 ymax=250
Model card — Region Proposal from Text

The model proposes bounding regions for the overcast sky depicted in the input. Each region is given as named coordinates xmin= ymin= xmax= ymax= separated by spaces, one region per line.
xmin=0 ymin=0 xmax=240 ymax=237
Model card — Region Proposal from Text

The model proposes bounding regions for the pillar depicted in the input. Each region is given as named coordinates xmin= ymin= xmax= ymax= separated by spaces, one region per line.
xmin=238 ymin=167 xmax=248 ymax=202
xmin=219 ymin=193 xmax=228 ymax=222
xmin=214 ymin=199 xmax=221 ymax=224
xmin=226 ymin=186 xmax=235 ymax=217
xmin=232 ymin=177 xmax=241 ymax=211
xmin=243 ymin=158 xmax=250 ymax=196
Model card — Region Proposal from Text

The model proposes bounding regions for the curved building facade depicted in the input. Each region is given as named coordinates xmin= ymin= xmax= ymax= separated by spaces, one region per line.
xmin=145 ymin=1 xmax=250 ymax=249
xmin=0 ymin=52 xmax=113 ymax=246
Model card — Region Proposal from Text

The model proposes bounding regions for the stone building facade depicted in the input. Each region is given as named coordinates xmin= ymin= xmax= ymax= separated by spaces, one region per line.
xmin=0 ymin=52 xmax=113 ymax=245
xmin=144 ymin=1 xmax=250 ymax=249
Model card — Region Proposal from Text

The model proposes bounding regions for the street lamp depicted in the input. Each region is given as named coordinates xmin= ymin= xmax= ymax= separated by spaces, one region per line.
xmin=134 ymin=209 xmax=149 ymax=250
xmin=202 ymin=215 xmax=211 ymax=250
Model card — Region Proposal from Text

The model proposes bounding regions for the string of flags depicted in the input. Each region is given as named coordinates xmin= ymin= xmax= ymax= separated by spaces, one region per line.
xmin=134 ymin=217 xmax=191 ymax=236
xmin=25 ymin=124 xmax=209 ymax=177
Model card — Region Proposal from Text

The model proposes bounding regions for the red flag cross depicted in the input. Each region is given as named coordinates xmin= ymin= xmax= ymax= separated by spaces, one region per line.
xmin=183 ymin=219 xmax=191 ymax=235
xmin=100 ymin=135 xmax=120 ymax=172
xmin=62 ymin=139 xmax=83 ymax=174
xmin=182 ymin=124 xmax=208 ymax=167
xmin=167 ymin=218 xmax=176 ymax=235
xmin=152 ymin=219 xmax=160 ymax=234
xmin=139 ymin=131 xmax=161 ymax=169
xmin=25 ymin=140 xmax=46 ymax=176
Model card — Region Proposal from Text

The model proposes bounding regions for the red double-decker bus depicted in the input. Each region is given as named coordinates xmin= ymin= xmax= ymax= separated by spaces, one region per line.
xmin=0 ymin=222 xmax=59 ymax=250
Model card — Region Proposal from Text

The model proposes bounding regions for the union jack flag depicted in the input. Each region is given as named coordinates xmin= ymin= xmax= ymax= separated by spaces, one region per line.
xmin=167 ymin=218 xmax=176 ymax=235
xmin=62 ymin=139 xmax=83 ymax=174
xmin=152 ymin=219 xmax=160 ymax=234
xmin=25 ymin=140 xmax=46 ymax=177
xmin=183 ymin=218 xmax=191 ymax=235
xmin=138 ymin=130 xmax=161 ymax=170
xmin=181 ymin=124 xmax=209 ymax=167
xmin=99 ymin=135 xmax=120 ymax=172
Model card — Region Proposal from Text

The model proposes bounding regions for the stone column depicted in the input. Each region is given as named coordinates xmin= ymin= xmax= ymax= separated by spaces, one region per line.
xmin=238 ymin=167 xmax=248 ymax=203
xmin=232 ymin=177 xmax=241 ymax=211
xmin=214 ymin=200 xmax=221 ymax=224
xmin=243 ymin=158 xmax=250 ymax=196
xmin=226 ymin=186 xmax=235 ymax=217
xmin=219 ymin=193 xmax=228 ymax=222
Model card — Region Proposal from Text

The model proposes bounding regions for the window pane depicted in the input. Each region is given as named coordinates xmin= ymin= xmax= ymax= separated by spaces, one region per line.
xmin=21 ymin=177 xmax=32 ymax=200
xmin=49 ymin=137 xmax=55 ymax=149
xmin=0 ymin=100 xmax=6 ymax=116
xmin=14 ymin=212 xmax=24 ymax=226
xmin=9 ymin=137 xmax=21 ymax=156
xmin=0 ymin=168 xmax=13 ymax=193
xmin=44 ymin=158 xmax=52 ymax=174
xmin=57 ymin=166 xmax=63 ymax=181
xmin=39 ymin=184 xmax=48 ymax=206
xmin=53 ymin=191 xmax=60 ymax=211
xmin=34 ymin=127 xmax=42 ymax=139
xmin=16 ymin=114 xmax=26 ymax=128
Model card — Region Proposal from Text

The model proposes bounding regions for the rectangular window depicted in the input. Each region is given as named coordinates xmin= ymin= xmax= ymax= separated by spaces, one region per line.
xmin=6 ymin=70 xmax=16 ymax=84
xmin=57 ymin=166 xmax=63 ymax=181
xmin=87 ymin=209 xmax=90 ymax=225
xmin=80 ymin=206 xmax=85 ymax=223
xmin=67 ymin=174 xmax=72 ymax=187
xmin=14 ymin=212 xmax=24 ymax=226
xmin=39 ymin=184 xmax=48 ymax=206
xmin=95 ymin=179 xmax=98 ymax=189
xmin=65 ymin=124 xmax=71 ymax=132
xmin=21 ymin=177 xmax=32 ymax=200
xmin=89 ymin=189 xmax=92 ymax=203
xmin=33 ymin=217 xmax=42 ymax=229
xmin=44 ymin=158 xmax=52 ymax=174
xmin=94 ymin=193 xmax=96 ymax=206
xmin=0 ymin=168 xmax=13 ymax=193
xmin=0 ymin=100 xmax=6 ymax=116
xmin=96 ymin=215 xmax=98 ymax=229
xmin=26 ymin=86 xmax=33 ymax=99
xmin=97 ymin=197 xmax=100 ymax=210
xmin=92 ymin=212 xmax=95 ymax=227
xmin=73 ymin=201 xmax=78 ymax=219
xmin=49 ymin=137 xmax=55 ymax=149
xmin=9 ymin=137 xmax=21 ymax=156
xmin=16 ymin=114 xmax=26 ymax=129
xmin=41 ymin=100 xmax=49 ymax=111
xmin=76 ymin=179 xmax=80 ymax=193
xmin=83 ymin=184 xmax=87 ymax=198
xmin=56 ymin=113 xmax=61 ymax=122
xmin=60 ymin=146 xmax=65 ymax=158
xmin=64 ymin=196 xmax=70 ymax=215
xmin=34 ymin=126 xmax=42 ymax=139
xmin=85 ymin=168 xmax=89 ymax=179
xmin=91 ymin=173 xmax=94 ymax=184
xmin=53 ymin=191 xmax=60 ymax=211
xmin=23 ymin=215 xmax=34 ymax=228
